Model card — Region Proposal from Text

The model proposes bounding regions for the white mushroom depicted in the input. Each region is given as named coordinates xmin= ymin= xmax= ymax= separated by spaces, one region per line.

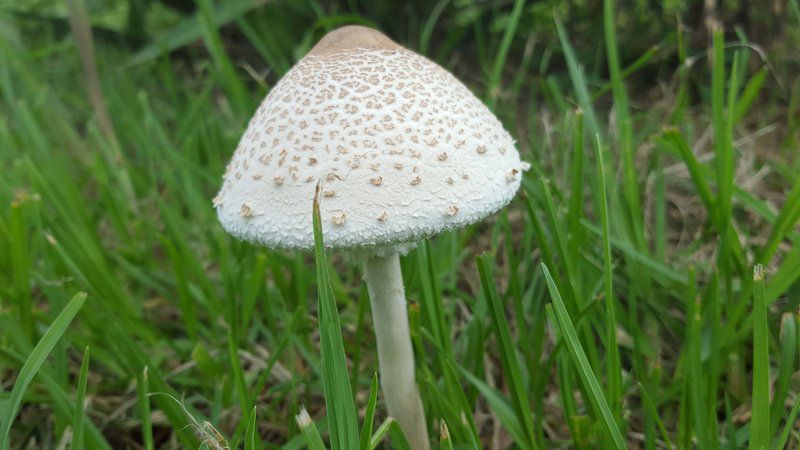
xmin=214 ymin=25 xmax=524 ymax=450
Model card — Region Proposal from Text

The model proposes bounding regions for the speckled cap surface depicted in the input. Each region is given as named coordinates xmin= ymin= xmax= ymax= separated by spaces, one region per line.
xmin=215 ymin=25 xmax=525 ymax=251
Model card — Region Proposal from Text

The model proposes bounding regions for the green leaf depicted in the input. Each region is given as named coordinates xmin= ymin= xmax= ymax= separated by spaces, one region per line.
xmin=296 ymin=407 xmax=327 ymax=450
xmin=72 ymin=346 xmax=90 ymax=450
xmin=749 ymin=265 xmax=769 ymax=450
xmin=245 ymin=406 xmax=258 ymax=450
xmin=1 ymin=292 xmax=88 ymax=450
xmin=312 ymin=184 xmax=360 ymax=450
xmin=541 ymin=265 xmax=626 ymax=450
xmin=477 ymin=254 xmax=537 ymax=449
xmin=360 ymin=373 xmax=379 ymax=450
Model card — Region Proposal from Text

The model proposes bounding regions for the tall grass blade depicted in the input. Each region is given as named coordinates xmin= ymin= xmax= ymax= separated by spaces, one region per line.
xmin=477 ymin=254 xmax=537 ymax=449
xmin=0 ymin=292 xmax=87 ymax=450
xmin=296 ymin=407 xmax=327 ymax=450
xmin=244 ymin=406 xmax=258 ymax=450
xmin=775 ymin=395 xmax=800 ymax=450
xmin=136 ymin=367 xmax=154 ymax=450
xmin=485 ymin=0 xmax=526 ymax=107
xmin=71 ymin=346 xmax=90 ymax=450
xmin=749 ymin=265 xmax=769 ymax=450
xmin=554 ymin=18 xmax=600 ymax=136
xmin=595 ymin=136 xmax=621 ymax=421
xmin=312 ymin=183 xmax=360 ymax=450
xmin=541 ymin=265 xmax=625 ymax=450
xmin=603 ymin=0 xmax=644 ymax=249
xmin=360 ymin=373 xmax=379 ymax=450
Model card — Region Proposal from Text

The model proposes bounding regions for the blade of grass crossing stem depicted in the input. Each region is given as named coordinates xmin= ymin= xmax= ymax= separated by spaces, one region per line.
xmin=541 ymin=264 xmax=626 ymax=450
xmin=312 ymin=184 xmax=360 ymax=450
xmin=360 ymin=373 xmax=379 ymax=450
xmin=750 ymin=265 xmax=769 ymax=450
xmin=595 ymin=136 xmax=621 ymax=422
xmin=485 ymin=0 xmax=525 ymax=108
xmin=137 ymin=367 xmax=154 ymax=450
xmin=244 ymin=406 xmax=257 ymax=450
xmin=388 ymin=420 xmax=412 ymax=450
xmin=366 ymin=418 xmax=391 ymax=448
xmin=478 ymin=255 xmax=537 ymax=449
xmin=296 ymin=407 xmax=327 ymax=450
xmin=72 ymin=346 xmax=90 ymax=450
xmin=367 ymin=418 xmax=402 ymax=449
xmin=0 ymin=292 xmax=87 ymax=450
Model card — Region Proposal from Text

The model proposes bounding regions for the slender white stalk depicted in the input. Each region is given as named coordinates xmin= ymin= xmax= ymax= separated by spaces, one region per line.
xmin=362 ymin=252 xmax=429 ymax=450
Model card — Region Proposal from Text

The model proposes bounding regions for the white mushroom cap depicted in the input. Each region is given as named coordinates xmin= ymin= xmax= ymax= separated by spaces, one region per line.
xmin=215 ymin=25 xmax=525 ymax=251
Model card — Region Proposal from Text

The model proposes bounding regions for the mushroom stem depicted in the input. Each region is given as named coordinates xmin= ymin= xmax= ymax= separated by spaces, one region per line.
xmin=362 ymin=252 xmax=429 ymax=450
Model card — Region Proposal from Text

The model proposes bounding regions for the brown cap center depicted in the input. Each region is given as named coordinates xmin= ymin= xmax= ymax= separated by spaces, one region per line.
xmin=307 ymin=25 xmax=401 ymax=57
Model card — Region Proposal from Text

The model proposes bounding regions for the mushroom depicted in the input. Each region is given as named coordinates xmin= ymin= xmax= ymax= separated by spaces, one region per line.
xmin=214 ymin=25 xmax=526 ymax=450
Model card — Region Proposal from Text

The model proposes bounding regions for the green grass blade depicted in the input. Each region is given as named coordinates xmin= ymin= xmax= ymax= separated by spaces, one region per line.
xmin=555 ymin=17 xmax=600 ymax=138
xmin=370 ymin=418 xmax=401 ymax=449
xmin=439 ymin=419 xmax=453 ymax=450
xmin=734 ymin=68 xmax=767 ymax=124
xmin=603 ymin=0 xmax=643 ymax=249
xmin=775 ymin=395 xmax=800 ymax=450
xmin=485 ymin=0 xmax=526 ymax=107
xmin=770 ymin=313 xmax=797 ymax=440
xmin=312 ymin=184 xmax=360 ymax=450
xmin=387 ymin=419 xmax=412 ymax=450
xmin=296 ymin=407 xmax=327 ymax=450
xmin=136 ymin=367 xmax=154 ymax=450
xmin=595 ymin=136 xmax=621 ymax=421
xmin=477 ymin=254 xmax=537 ymax=449
xmin=637 ymin=382 xmax=674 ymax=450
xmin=196 ymin=0 xmax=251 ymax=116
xmin=541 ymin=265 xmax=626 ymax=449
xmin=244 ymin=406 xmax=258 ymax=450
xmin=758 ymin=176 xmax=800 ymax=265
xmin=749 ymin=265 xmax=769 ymax=450
xmin=567 ymin=109 xmax=585 ymax=265
xmin=71 ymin=346 xmax=90 ymax=450
xmin=457 ymin=363 xmax=526 ymax=445
xmin=418 ymin=0 xmax=450 ymax=55
xmin=0 ymin=291 xmax=87 ymax=450
xmin=360 ymin=373 xmax=379 ymax=450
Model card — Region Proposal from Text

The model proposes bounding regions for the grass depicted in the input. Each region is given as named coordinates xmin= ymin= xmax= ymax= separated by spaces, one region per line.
xmin=1 ymin=0 xmax=800 ymax=448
